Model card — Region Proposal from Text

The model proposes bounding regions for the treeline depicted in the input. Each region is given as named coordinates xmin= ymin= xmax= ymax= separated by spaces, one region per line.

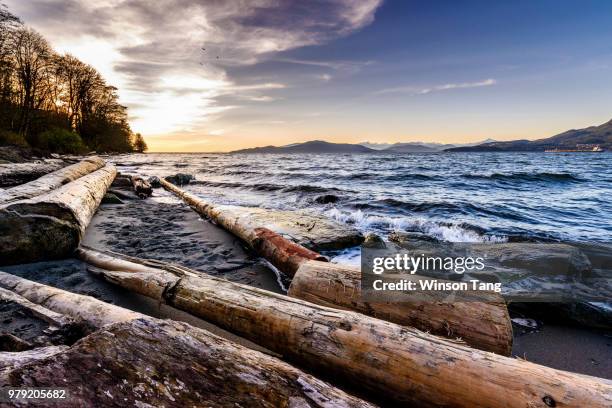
xmin=0 ymin=6 xmax=146 ymax=153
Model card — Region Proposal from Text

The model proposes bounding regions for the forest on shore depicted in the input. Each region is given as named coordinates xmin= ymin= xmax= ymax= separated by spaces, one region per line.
xmin=0 ymin=5 xmax=146 ymax=154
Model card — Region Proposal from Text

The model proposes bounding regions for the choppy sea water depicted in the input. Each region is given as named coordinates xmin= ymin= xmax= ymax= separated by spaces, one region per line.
xmin=109 ymin=152 xmax=612 ymax=261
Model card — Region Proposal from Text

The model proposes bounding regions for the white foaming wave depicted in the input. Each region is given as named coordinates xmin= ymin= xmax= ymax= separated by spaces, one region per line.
xmin=329 ymin=247 xmax=361 ymax=267
xmin=324 ymin=207 xmax=507 ymax=243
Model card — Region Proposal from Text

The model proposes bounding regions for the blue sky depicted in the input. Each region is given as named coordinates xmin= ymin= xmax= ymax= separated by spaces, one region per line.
xmin=8 ymin=0 xmax=612 ymax=151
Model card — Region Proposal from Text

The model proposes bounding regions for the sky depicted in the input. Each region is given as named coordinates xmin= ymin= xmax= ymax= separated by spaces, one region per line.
xmin=6 ymin=0 xmax=612 ymax=152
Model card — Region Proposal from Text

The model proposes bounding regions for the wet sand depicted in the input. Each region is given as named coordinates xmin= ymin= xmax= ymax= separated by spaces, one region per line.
xmin=84 ymin=187 xmax=285 ymax=292
xmin=512 ymin=323 xmax=611 ymax=378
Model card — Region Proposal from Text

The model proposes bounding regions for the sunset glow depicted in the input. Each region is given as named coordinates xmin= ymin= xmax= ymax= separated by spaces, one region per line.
xmin=7 ymin=0 xmax=612 ymax=151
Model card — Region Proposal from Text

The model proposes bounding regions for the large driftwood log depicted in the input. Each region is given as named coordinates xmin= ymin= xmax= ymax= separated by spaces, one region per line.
xmin=0 ymin=272 xmax=373 ymax=407
xmin=0 ymin=271 xmax=140 ymax=327
xmin=1 ymin=318 xmax=374 ymax=408
xmin=160 ymin=178 xmax=326 ymax=276
xmin=159 ymin=179 xmax=512 ymax=354
xmin=288 ymin=260 xmax=512 ymax=355
xmin=77 ymin=247 xmax=612 ymax=408
xmin=0 ymin=156 xmax=105 ymax=203
xmin=0 ymin=161 xmax=65 ymax=188
xmin=0 ymin=287 xmax=74 ymax=328
xmin=0 ymin=164 xmax=116 ymax=265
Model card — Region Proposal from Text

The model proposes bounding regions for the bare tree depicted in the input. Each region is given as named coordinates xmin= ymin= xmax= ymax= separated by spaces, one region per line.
xmin=11 ymin=27 xmax=54 ymax=138
xmin=0 ymin=5 xmax=21 ymax=124
xmin=0 ymin=5 xmax=139 ymax=153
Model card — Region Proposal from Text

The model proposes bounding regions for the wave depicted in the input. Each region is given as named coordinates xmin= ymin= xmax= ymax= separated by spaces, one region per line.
xmin=342 ymin=173 xmax=439 ymax=181
xmin=324 ymin=208 xmax=507 ymax=243
xmin=191 ymin=180 xmax=343 ymax=194
xmin=463 ymin=172 xmax=583 ymax=183
xmin=352 ymin=199 xmax=536 ymax=223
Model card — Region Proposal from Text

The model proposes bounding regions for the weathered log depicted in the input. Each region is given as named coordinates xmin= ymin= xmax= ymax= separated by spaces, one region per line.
xmin=288 ymin=260 xmax=513 ymax=355
xmin=1 ymin=318 xmax=375 ymax=408
xmin=131 ymin=175 xmax=152 ymax=198
xmin=0 ymin=271 xmax=141 ymax=328
xmin=0 ymin=287 xmax=74 ymax=328
xmin=0 ymin=272 xmax=374 ymax=407
xmin=0 ymin=164 xmax=116 ymax=265
xmin=160 ymin=178 xmax=327 ymax=276
xmin=160 ymin=178 xmax=363 ymax=251
xmin=159 ymin=179 xmax=512 ymax=354
xmin=0 ymin=156 xmax=105 ymax=203
xmin=0 ymin=161 xmax=65 ymax=188
xmin=77 ymin=247 xmax=612 ymax=408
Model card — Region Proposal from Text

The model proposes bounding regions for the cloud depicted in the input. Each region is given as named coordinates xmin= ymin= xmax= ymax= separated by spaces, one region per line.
xmin=6 ymin=0 xmax=382 ymax=136
xmin=376 ymin=78 xmax=497 ymax=95
xmin=247 ymin=95 xmax=277 ymax=102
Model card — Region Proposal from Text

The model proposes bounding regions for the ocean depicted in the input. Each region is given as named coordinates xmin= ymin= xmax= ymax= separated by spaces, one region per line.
xmin=109 ymin=151 xmax=611 ymax=262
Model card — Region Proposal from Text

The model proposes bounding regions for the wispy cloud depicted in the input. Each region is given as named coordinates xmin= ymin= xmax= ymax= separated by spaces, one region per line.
xmin=7 ymin=0 xmax=383 ymax=136
xmin=376 ymin=78 xmax=497 ymax=95
xmin=274 ymin=57 xmax=374 ymax=72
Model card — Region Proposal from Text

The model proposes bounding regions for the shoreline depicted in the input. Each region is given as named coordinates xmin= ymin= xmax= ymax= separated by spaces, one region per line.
xmin=8 ymin=172 xmax=609 ymax=378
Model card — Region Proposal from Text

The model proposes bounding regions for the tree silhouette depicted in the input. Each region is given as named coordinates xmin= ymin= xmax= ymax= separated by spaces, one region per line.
xmin=0 ymin=5 xmax=141 ymax=153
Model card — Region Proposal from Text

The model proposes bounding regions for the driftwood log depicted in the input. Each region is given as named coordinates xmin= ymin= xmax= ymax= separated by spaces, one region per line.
xmin=159 ymin=179 xmax=512 ymax=354
xmin=288 ymin=260 xmax=513 ymax=355
xmin=160 ymin=178 xmax=326 ymax=276
xmin=0 ymin=161 xmax=65 ymax=188
xmin=0 ymin=156 xmax=105 ymax=204
xmin=0 ymin=271 xmax=140 ymax=327
xmin=131 ymin=175 xmax=152 ymax=198
xmin=1 ymin=318 xmax=374 ymax=407
xmin=0 ymin=164 xmax=116 ymax=265
xmin=0 ymin=272 xmax=373 ymax=407
xmin=77 ymin=247 xmax=612 ymax=408
xmin=0 ymin=287 xmax=74 ymax=329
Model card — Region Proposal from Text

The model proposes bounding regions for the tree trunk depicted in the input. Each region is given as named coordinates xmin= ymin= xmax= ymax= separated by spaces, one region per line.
xmin=131 ymin=175 xmax=152 ymax=198
xmin=160 ymin=178 xmax=326 ymax=276
xmin=0 ymin=272 xmax=373 ymax=407
xmin=0 ymin=156 xmax=105 ymax=203
xmin=0 ymin=164 xmax=116 ymax=265
xmin=76 ymin=247 xmax=612 ymax=408
xmin=288 ymin=260 xmax=513 ymax=355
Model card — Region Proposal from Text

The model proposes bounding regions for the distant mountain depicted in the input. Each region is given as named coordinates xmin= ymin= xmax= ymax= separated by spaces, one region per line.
xmin=231 ymin=140 xmax=375 ymax=154
xmin=383 ymin=143 xmax=441 ymax=153
xmin=447 ymin=120 xmax=612 ymax=152
xmin=360 ymin=139 xmax=497 ymax=152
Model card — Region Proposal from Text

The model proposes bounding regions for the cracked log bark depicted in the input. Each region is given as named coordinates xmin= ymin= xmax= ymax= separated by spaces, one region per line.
xmin=77 ymin=246 xmax=612 ymax=408
xmin=288 ymin=260 xmax=513 ymax=355
xmin=0 ymin=164 xmax=116 ymax=265
xmin=160 ymin=178 xmax=327 ymax=276
xmin=0 ymin=273 xmax=374 ymax=408
xmin=0 ymin=156 xmax=105 ymax=204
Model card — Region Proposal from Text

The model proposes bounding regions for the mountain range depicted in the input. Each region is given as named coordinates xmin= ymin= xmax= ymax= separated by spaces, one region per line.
xmin=230 ymin=119 xmax=611 ymax=153
xmin=231 ymin=138 xmax=497 ymax=154
xmin=448 ymin=119 xmax=612 ymax=152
